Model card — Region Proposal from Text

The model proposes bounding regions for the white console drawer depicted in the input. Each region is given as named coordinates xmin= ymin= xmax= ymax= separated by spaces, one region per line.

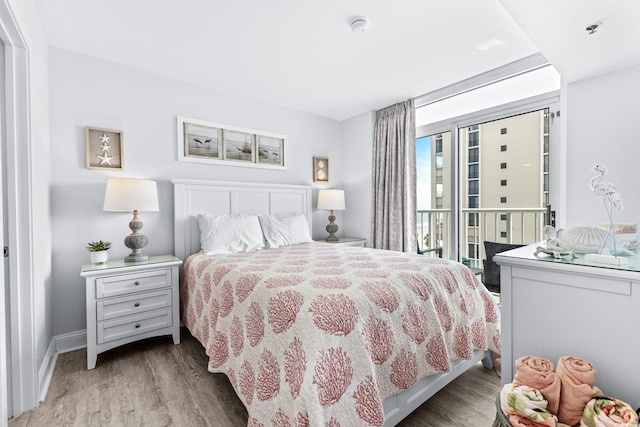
xmin=96 ymin=269 xmax=170 ymax=298
xmin=97 ymin=289 xmax=172 ymax=321
xmin=97 ymin=308 xmax=172 ymax=344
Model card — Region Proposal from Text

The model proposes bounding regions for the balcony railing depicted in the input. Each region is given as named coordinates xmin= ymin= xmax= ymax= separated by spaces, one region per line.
xmin=417 ymin=208 xmax=547 ymax=267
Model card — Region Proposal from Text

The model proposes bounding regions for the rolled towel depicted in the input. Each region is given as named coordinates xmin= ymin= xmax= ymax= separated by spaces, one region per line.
xmin=500 ymin=383 xmax=560 ymax=427
xmin=556 ymin=356 xmax=603 ymax=426
xmin=513 ymin=356 xmax=561 ymax=415
xmin=580 ymin=397 xmax=639 ymax=427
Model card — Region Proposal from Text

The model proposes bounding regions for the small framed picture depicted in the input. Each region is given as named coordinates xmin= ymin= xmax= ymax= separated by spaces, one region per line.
xmin=223 ymin=129 xmax=255 ymax=163
xmin=86 ymin=127 xmax=124 ymax=171
xmin=183 ymin=121 xmax=222 ymax=160
xmin=256 ymin=135 xmax=284 ymax=166
xmin=313 ymin=156 xmax=329 ymax=182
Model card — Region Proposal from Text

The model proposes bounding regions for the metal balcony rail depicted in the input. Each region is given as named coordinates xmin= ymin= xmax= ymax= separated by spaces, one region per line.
xmin=417 ymin=207 xmax=547 ymax=266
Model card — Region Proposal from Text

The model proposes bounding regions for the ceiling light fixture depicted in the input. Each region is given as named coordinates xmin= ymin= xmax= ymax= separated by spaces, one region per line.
xmin=350 ymin=16 xmax=369 ymax=33
xmin=586 ymin=23 xmax=600 ymax=34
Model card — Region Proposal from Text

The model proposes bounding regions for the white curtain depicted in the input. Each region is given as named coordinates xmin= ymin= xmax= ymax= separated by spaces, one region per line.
xmin=371 ymin=99 xmax=417 ymax=253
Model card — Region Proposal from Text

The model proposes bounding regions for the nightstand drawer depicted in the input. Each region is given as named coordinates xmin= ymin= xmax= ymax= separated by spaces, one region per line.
xmin=96 ymin=269 xmax=171 ymax=298
xmin=97 ymin=289 xmax=172 ymax=321
xmin=97 ymin=308 xmax=172 ymax=344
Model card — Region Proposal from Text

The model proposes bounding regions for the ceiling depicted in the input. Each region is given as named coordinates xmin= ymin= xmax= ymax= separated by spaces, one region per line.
xmin=34 ymin=0 xmax=640 ymax=121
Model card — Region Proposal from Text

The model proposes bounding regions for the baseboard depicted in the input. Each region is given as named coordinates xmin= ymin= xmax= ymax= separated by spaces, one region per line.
xmin=38 ymin=338 xmax=57 ymax=403
xmin=54 ymin=329 xmax=87 ymax=354
xmin=37 ymin=330 xmax=87 ymax=403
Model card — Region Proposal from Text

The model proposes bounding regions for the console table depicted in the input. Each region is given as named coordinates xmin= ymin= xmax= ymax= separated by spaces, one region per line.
xmin=495 ymin=243 xmax=639 ymax=409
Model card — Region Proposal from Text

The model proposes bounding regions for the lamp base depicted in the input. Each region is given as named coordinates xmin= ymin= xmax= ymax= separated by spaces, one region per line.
xmin=124 ymin=210 xmax=150 ymax=263
xmin=325 ymin=210 xmax=339 ymax=242
xmin=125 ymin=250 xmax=149 ymax=263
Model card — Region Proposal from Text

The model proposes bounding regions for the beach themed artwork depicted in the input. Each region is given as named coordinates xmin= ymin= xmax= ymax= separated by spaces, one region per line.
xmin=177 ymin=116 xmax=286 ymax=169
xmin=184 ymin=122 xmax=221 ymax=159
xmin=85 ymin=126 xmax=124 ymax=171
xmin=257 ymin=135 xmax=284 ymax=166
xmin=223 ymin=129 xmax=254 ymax=163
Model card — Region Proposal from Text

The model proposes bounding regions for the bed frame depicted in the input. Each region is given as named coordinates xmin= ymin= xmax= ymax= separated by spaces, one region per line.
xmin=172 ymin=178 xmax=495 ymax=426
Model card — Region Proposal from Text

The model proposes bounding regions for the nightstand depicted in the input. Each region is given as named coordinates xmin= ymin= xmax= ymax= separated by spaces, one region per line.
xmin=80 ymin=255 xmax=183 ymax=370
xmin=317 ymin=237 xmax=366 ymax=247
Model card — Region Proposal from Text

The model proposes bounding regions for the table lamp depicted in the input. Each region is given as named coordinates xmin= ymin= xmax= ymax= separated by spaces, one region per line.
xmin=317 ymin=189 xmax=345 ymax=242
xmin=103 ymin=178 xmax=159 ymax=262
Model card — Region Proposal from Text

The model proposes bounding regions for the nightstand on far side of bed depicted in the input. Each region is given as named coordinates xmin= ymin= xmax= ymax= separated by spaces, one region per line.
xmin=316 ymin=237 xmax=366 ymax=247
xmin=80 ymin=255 xmax=183 ymax=370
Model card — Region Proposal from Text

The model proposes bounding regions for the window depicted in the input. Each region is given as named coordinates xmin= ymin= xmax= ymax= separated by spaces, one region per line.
xmin=500 ymin=162 xmax=507 ymax=169
xmin=469 ymin=148 xmax=479 ymax=163
xmin=468 ymin=213 xmax=478 ymax=227
xmin=435 ymin=139 xmax=443 ymax=153
xmin=500 ymin=231 xmax=507 ymax=238
xmin=500 ymin=214 xmax=507 ymax=221
xmin=500 ymin=197 xmax=507 ymax=203
xmin=436 ymin=183 xmax=443 ymax=197
xmin=467 ymin=244 xmax=477 ymax=259
xmin=468 ymin=131 xmax=479 ymax=147
xmin=468 ymin=180 xmax=479 ymax=195
xmin=500 ymin=145 xmax=507 ymax=152
xmin=501 ymin=179 xmax=507 ymax=186
xmin=436 ymin=154 xmax=443 ymax=168
xmin=469 ymin=164 xmax=479 ymax=179
xmin=415 ymin=63 xmax=560 ymax=263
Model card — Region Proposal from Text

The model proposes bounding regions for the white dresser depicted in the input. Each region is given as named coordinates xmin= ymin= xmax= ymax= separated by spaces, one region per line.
xmin=80 ymin=255 xmax=183 ymax=369
xmin=495 ymin=243 xmax=640 ymax=408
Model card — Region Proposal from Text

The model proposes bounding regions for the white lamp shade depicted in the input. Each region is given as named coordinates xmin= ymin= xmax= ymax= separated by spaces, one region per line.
xmin=317 ymin=189 xmax=345 ymax=211
xmin=103 ymin=178 xmax=159 ymax=212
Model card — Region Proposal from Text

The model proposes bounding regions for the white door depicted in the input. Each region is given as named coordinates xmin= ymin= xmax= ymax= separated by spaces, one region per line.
xmin=0 ymin=38 xmax=10 ymax=423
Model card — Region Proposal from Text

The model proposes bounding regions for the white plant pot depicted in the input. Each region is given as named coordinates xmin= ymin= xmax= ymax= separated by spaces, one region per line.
xmin=89 ymin=250 xmax=109 ymax=264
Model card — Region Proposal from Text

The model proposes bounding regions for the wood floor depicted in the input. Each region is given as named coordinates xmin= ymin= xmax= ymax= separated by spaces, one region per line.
xmin=9 ymin=328 xmax=500 ymax=426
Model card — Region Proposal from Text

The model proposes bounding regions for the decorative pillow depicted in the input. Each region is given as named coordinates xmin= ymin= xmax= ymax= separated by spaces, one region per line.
xmin=198 ymin=214 xmax=265 ymax=254
xmin=258 ymin=212 xmax=312 ymax=248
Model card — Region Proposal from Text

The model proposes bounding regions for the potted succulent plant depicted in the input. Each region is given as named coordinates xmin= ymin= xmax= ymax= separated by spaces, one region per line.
xmin=87 ymin=240 xmax=111 ymax=264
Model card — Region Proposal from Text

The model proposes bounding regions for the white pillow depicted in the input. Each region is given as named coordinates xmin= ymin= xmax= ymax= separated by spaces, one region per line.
xmin=258 ymin=212 xmax=312 ymax=248
xmin=198 ymin=214 xmax=265 ymax=254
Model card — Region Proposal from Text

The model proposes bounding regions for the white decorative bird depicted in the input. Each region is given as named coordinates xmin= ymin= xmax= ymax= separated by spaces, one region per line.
xmin=589 ymin=164 xmax=623 ymax=210
xmin=588 ymin=164 xmax=623 ymax=254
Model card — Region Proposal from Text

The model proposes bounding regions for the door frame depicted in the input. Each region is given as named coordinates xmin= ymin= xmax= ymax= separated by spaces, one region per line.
xmin=0 ymin=0 xmax=37 ymax=421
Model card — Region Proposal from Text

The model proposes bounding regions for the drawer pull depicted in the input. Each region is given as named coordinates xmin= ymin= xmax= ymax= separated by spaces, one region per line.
xmin=134 ymin=281 xmax=140 ymax=286
xmin=135 ymin=323 xmax=141 ymax=329
xmin=134 ymin=302 xmax=140 ymax=307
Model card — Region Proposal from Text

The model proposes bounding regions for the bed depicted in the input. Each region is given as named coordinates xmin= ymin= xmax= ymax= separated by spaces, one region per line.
xmin=173 ymin=179 xmax=500 ymax=427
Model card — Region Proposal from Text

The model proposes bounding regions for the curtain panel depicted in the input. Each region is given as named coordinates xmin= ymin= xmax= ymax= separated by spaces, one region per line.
xmin=371 ymin=99 xmax=417 ymax=253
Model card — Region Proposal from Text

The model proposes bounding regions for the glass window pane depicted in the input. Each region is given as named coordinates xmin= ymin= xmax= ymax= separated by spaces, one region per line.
xmin=468 ymin=148 xmax=478 ymax=163
xmin=468 ymin=164 xmax=478 ymax=179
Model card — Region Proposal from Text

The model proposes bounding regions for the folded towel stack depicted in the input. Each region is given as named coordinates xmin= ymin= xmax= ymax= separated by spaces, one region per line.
xmin=498 ymin=356 xmax=638 ymax=427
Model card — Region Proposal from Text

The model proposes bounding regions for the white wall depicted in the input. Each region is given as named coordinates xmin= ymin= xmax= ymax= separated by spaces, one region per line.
xmin=341 ymin=111 xmax=375 ymax=245
xmin=48 ymin=47 xmax=343 ymax=336
xmin=564 ymin=64 xmax=640 ymax=228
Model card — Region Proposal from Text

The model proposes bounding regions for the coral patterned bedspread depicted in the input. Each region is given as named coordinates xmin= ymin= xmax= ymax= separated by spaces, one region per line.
xmin=181 ymin=242 xmax=501 ymax=427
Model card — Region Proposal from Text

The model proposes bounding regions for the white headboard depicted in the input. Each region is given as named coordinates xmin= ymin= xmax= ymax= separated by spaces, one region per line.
xmin=172 ymin=179 xmax=313 ymax=261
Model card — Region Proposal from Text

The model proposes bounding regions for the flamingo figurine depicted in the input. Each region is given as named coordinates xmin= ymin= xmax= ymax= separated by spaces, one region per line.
xmin=588 ymin=164 xmax=623 ymax=254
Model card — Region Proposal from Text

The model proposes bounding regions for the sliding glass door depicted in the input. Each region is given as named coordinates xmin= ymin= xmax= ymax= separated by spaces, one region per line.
xmin=416 ymin=93 xmax=559 ymax=265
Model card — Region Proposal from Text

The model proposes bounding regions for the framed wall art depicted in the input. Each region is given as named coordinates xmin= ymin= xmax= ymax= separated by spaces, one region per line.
xmin=177 ymin=116 xmax=286 ymax=170
xmin=313 ymin=156 xmax=329 ymax=182
xmin=86 ymin=126 xmax=124 ymax=171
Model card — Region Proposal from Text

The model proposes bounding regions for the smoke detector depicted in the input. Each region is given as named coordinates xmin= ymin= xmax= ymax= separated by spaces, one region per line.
xmin=350 ymin=16 xmax=369 ymax=33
